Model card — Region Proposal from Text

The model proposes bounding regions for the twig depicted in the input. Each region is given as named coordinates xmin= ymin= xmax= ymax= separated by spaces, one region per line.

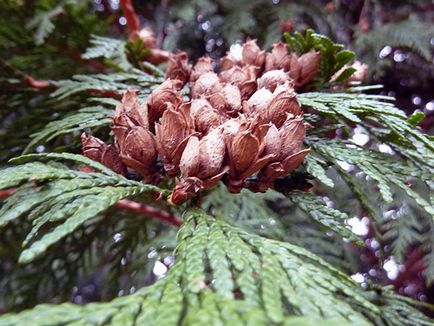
xmin=24 ymin=75 xmax=51 ymax=89
xmin=58 ymin=46 xmax=108 ymax=74
xmin=120 ymin=0 xmax=140 ymax=33
xmin=358 ymin=0 xmax=370 ymax=32
xmin=0 ymin=189 xmax=15 ymax=199
xmin=0 ymin=187 xmax=180 ymax=226
xmin=117 ymin=199 xmax=182 ymax=226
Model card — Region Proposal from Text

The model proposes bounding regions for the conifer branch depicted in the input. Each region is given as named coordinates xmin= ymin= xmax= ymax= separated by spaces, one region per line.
xmin=117 ymin=199 xmax=182 ymax=226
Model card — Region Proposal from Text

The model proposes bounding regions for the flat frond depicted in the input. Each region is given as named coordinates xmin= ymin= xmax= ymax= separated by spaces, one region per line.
xmin=1 ymin=209 xmax=432 ymax=325
xmin=82 ymin=35 xmax=132 ymax=71
xmin=24 ymin=106 xmax=113 ymax=153
xmin=288 ymin=190 xmax=362 ymax=244
xmin=308 ymin=137 xmax=434 ymax=217
xmin=51 ymin=70 xmax=162 ymax=100
xmin=0 ymin=153 xmax=163 ymax=263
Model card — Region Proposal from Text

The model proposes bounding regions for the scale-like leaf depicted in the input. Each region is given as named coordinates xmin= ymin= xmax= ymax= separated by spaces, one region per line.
xmin=0 ymin=153 xmax=164 ymax=263
xmin=1 ymin=209 xmax=432 ymax=325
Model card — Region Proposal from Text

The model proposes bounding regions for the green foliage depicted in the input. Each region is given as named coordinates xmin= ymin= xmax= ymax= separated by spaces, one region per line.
xmin=83 ymin=35 xmax=132 ymax=71
xmin=0 ymin=195 xmax=177 ymax=310
xmin=1 ymin=1 xmax=434 ymax=323
xmin=299 ymin=92 xmax=434 ymax=174
xmin=308 ymin=137 xmax=433 ymax=216
xmin=355 ymin=18 xmax=434 ymax=74
xmin=297 ymin=90 xmax=434 ymax=284
xmin=24 ymin=105 xmax=113 ymax=153
xmin=52 ymin=70 xmax=162 ymax=100
xmin=204 ymin=184 xmax=356 ymax=244
xmin=25 ymin=5 xmax=63 ymax=45
xmin=304 ymin=154 xmax=335 ymax=187
xmin=287 ymin=190 xmax=361 ymax=245
xmin=202 ymin=184 xmax=356 ymax=272
xmin=382 ymin=202 xmax=424 ymax=262
xmin=0 ymin=153 xmax=164 ymax=264
xmin=83 ymin=35 xmax=164 ymax=76
xmin=0 ymin=0 xmax=107 ymax=79
xmin=1 ymin=208 xmax=433 ymax=325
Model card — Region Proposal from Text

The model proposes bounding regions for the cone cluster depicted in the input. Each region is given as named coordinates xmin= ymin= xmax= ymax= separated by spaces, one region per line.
xmin=82 ymin=39 xmax=319 ymax=204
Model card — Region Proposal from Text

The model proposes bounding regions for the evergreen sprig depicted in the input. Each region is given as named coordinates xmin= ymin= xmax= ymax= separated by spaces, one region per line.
xmin=1 ymin=1 xmax=434 ymax=322
xmin=1 ymin=209 xmax=432 ymax=326
xmin=24 ymin=105 xmax=113 ymax=153
xmin=52 ymin=70 xmax=162 ymax=100
xmin=82 ymin=35 xmax=132 ymax=71
xmin=0 ymin=153 xmax=164 ymax=264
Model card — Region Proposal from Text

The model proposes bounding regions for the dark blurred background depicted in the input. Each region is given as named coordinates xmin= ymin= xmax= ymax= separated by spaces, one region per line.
xmin=0 ymin=0 xmax=433 ymax=313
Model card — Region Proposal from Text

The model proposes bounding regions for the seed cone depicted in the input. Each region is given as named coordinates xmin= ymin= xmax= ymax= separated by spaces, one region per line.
xmin=165 ymin=51 xmax=192 ymax=85
xmin=171 ymin=129 xmax=229 ymax=204
xmin=83 ymin=39 xmax=315 ymax=204
xmin=111 ymin=88 xmax=159 ymax=183
xmin=147 ymin=79 xmax=183 ymax=124
xmin=129 ymin=27 xmax=170 ymax=65
xmin=190 ymin=56 xmax=214 ymax=82
xmin=289 ymin=51 xmax=321 ymax=88
xmin=155 ymin=103 xmax=194 ymax=176
xmin=81 ymin=134 xmax=127 ymax=175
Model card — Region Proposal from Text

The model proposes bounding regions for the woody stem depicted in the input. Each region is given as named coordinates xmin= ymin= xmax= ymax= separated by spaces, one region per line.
xmin=117 ymin=199 xmax=182 ymax=226
xmin=120 ymin=0 xmax=140 ymax=33
xmin=0 ymin=189 xmax=181 ymax=226
xmin=0 ymin=189 xmax=15 ymax=199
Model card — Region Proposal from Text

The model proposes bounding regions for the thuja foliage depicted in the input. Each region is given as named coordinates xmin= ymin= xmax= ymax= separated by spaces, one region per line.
xmin=2 ymin=208 xmax=433 ymax=326
xmin=0 ymin=1 xmax=434 ymax=325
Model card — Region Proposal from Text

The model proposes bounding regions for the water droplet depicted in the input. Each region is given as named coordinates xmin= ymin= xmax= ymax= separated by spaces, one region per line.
xmin=148 ymin=249 xmax=158 ymax=258
xmin=201 ymin=21 xmax=210 ymax=31
xmin=36 ymin=145 xmax=45 ymax=153
xmin=153 ymin=261 xmax=168 ymax=277
xmin=383 ymin=257 xmax=400 ymax=280
xmin=109 ymin=0 xmax=119 ymax=10
xmin=206 ymin=39 xmax=215 ymax=52
xmin=393 ymin=50 xmax=406 ymax=62
xmin=378 ymin=144 xmax=394 ymax=155
xmin=352 ymin=133 xmax=370 ymax=146
xmin=351 ymin=273 xmax=365 ymax=283
xmin=347 ymin=217 xmax=369 ymax=236
xmin=411 ymin=95 xmax=422 ymax=105
xmin=370 ymin=239 xmax=380 ymax=249
xmin=379 ymin=46 xmax=392 ymax=58
xmin=163 ymin=256 xmax=175 ymax=266
xmin=229 ymin=44 xmax=243 ymax=61
xmin=336 ymin=160 xmax=354 ymax=171
xmin=119 ymin=17 xmax=127 ymax=26
xmin=74 ymin=295 xmax=83 ymax=304
xmin=113 ymin=233 xmax=123 ymax=243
